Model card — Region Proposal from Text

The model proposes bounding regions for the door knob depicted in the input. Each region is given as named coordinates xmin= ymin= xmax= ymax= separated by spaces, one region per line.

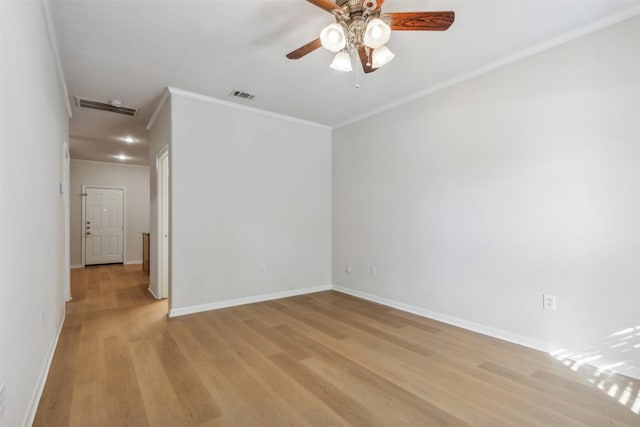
xmin=86 ymin=232 xmax=92 ymax=235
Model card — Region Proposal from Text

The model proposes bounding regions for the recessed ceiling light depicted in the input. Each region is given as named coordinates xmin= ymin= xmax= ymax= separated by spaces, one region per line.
xmin=121 ymin=136 xmax=136 ymax=143
xmin=115 ymin=154 xmax=129 ymax=161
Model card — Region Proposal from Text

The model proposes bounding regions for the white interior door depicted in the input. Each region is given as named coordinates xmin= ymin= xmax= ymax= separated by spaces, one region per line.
xmin=85 ymin=187 xmax=124 ymax=265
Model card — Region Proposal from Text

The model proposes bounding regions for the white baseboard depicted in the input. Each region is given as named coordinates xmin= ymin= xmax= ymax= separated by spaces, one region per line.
xmin=332 ymin=286 xmax=640 ymax=381
xmin=169 ymin=284 xmax=333 ymax=318
xmin=71 ymin=261 xmax=142 ymax=268
xmin=148 ymin=286 xmax=161 ymax=299
xmin=22 ymin=307 xmax=65 ymax=427
xmin=575 ymin=357 xmax=640 ymax=380
xmin=332 ymin=286 xmax=552 ymax=352
xmin=42 ymin=276 xmax=639 ymax=381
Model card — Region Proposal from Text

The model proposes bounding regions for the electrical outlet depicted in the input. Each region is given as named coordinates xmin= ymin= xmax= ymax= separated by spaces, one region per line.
xmin=345 ymin=264 xmax=352 ymax=273
xmin=260 ymin=265 xmax=267 ymax=274
xmin=543 ymin=294 xmax=557 ymax=310
xmin=0 ymin=382 xmax=6 ymax=419
xmin=369 ymin=266 xmax=376 ymax=276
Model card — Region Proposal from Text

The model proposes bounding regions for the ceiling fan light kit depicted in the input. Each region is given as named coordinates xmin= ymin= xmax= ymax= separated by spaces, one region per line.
xmin=371 ymin=44 xmax=394 ymax=68
xmin=320 ymin=23 xmax=347 ymax=52
xmin=363 ymin=17 xmax=391 ymax=49
xmin=330 ymin=51 xmax=353 ymax=71
xmin=287 ymin=0 xmax=454 ymax=75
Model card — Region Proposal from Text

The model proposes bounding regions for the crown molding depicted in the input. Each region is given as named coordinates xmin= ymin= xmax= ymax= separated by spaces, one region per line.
xmin=146 ymin=88 xmax=171 ymax=131
xmin=167 ymin=87 xmax=331 ymax=131
xmin=148 ymin=86 xmax=332 ymax=132
xmin=39 ymin=0 xmax=72 ymax=118
xmin=335 ymin=4 xmax=640 ymax=129
xmin=70 ymin=158 xmax=150 ymax=169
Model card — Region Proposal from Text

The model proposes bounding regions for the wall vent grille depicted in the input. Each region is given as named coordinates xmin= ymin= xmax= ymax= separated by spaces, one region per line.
xmin=229 ymin=89 xmax=255 ymax=100
xmin=75 ymin=97 xmax=138 ymax=116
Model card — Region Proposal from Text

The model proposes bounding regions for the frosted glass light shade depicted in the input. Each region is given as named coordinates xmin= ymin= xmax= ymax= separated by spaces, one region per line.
xmin=372 ymin=45 xmax=394 ymax=68
xmin=330 ymin=51 xmax=352 ymax=72
xmin=364 ymin=18 xmax=391 ymax=49
xmin=320 ymin=23 xmax=346 ymax=52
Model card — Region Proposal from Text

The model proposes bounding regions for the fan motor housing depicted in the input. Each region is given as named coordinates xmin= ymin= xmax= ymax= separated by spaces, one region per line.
xmin=339 ymin=0 xmax=364 ymax=16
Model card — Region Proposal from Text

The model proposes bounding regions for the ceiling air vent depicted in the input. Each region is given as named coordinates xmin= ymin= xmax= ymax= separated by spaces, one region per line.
xmin=229 ymin=89 xmax=255 ymax=100
xmin=75 ymin=97 xmax=138 ymax=116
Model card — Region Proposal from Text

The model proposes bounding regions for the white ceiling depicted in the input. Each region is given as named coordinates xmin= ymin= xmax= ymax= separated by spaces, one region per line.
xmin=50 ymin=0 xmax=640 ymax=165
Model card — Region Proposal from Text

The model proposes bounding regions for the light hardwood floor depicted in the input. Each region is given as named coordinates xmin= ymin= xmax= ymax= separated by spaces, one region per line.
xmin=34 ymin=264 xmax=640 ymax=426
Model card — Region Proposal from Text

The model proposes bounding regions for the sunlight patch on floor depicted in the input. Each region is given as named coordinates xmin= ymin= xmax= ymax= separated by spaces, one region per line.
xmin=548 ymin=325 xmax=640 ymax=415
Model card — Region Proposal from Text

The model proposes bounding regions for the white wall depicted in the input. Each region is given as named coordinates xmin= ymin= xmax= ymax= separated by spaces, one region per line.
xmin=168 ymin=90 xmax=332 ymax=313
xmin=0 ymin=1 xmax=69 ymax=425
xmin=148 ymin=95 xmax=171 ymax=298
xmin=69 ymin=159 xmax=150 ymax=266
xmin=333 ymin=16 xmax=640 ymax=377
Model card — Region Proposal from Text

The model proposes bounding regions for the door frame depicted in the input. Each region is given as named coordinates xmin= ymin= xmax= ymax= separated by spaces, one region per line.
xmin=156 ymin=146 xmax=170 ymax=299
xmin=81 ymin=185 xmax=127 ymax=267
xmin=62 ymin=143 xmax=71 ymax=301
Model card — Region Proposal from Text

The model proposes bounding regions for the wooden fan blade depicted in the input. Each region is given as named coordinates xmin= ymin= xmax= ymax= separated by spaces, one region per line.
xmin=386 ymin=11 xmax=455 ymax=31
xmin=306 ymin=0 xmax=342 ymax=13
xmin=286 ymin=38 xmax=322 ymax=60
xmin=358 ymin=47 xmax=377 ymax=74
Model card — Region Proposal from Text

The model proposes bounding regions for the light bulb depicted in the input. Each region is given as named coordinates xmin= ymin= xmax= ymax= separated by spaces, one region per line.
xmin=364 ymin=18 xmax=391 ymax=49
xmin=320 ymin=23 xmax=346 ymax=53
xmin=372 ymin=45 xmax=394 ymax=68
xmin=330 ymin=51 xmax=352 ymax=72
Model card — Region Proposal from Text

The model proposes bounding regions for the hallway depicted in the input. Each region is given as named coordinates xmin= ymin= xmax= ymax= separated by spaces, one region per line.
xmin=33 ymin=265 xmax=167 ymax=426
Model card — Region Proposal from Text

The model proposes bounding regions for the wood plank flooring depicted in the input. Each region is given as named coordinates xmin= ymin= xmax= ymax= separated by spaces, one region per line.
xmin=34 ymin=264 xmax=640 ymax=426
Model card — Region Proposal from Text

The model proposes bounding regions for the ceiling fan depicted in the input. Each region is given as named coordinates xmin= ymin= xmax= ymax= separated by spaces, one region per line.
xmin=286 ymin=0 xmax=455 ymax=73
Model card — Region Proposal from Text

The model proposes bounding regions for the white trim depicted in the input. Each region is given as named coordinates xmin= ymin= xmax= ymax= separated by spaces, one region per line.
xmin=124 ymin=260 xmax=142 ymax=265
xmin=70 ymin=264 xmax=83 ymax=269
xmin=81 ymin=186 xmax=85 ymax=267
xmin=146 ymin=88 xmax=170 ymax=130
xmin=332 ymin=286 xmax=552 ymax=352
xmin=169 ymin=284 xmax=332 ymax=318
xmin=22 ymin=309 xmax=65 ymax=427
xmin=334 ymin=4 xmax=640 ymax=129
xmin=62 ymin=142 xmax=71 ymax=302
xmin=148 ymin=6 xmax=640 ymax=133
xmin=156 ymin=146 xmax=170 ymax=300
xmin=577 ymin=357 xmax=640 ymax=381
xmin=148 ymin=286 xmax=161 ymax=299
xmin=70 ymin=158 xmax=149 ymax=169
xmin=332 ymin=286 xmax=640 ymax=381
xmin=39 ymin=0 xmax=72 ymax=118
xmin=167 ymin=87 xmax=331 ymax=131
